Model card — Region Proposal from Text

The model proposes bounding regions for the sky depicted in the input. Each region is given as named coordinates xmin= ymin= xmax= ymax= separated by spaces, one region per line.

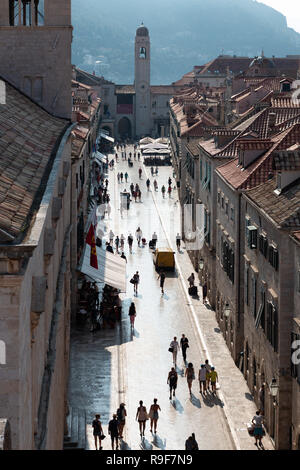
xmin=259 ymin=0 xmax=300 ymax=33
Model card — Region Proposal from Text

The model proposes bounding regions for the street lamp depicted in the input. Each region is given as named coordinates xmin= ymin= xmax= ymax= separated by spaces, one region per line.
xmin=224 ymin=303 xmax=231 ymax=318
xmin=269 ymin=377 xmax=279 ymax=398
xmin=199 ymin=258 xmax=204 ymax=270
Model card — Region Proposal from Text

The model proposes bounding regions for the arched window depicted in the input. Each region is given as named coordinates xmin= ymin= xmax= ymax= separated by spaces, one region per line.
xmin=0 ymin=340 xmax=6 ymax=365
xmin=9 ymin=0 xmax=44 ymax=26
xmin=139 ymin=47 xmax=146 ymax=59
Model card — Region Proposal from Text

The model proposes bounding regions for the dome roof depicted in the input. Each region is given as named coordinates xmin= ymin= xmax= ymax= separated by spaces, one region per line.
xmin=136 ymin=24 xmax=149 ymax=37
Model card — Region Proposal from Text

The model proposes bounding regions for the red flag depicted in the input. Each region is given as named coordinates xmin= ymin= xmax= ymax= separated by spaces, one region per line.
xmin=86 ymin=224 xmax=98 ymax=269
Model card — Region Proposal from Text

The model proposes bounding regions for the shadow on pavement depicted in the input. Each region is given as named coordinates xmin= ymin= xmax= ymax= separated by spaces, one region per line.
xmin=190 ymin=394 xmax=201 ymax=408
xmin=139 ymin=437 xmax=153 ymax=450
xmin=120 ymin=440 xmax=131 ymax=450
xmin=245 ymin=393 xmax=254 ymax=401
xmin=152 ymin=433 xmax=167 ymax=450
xmin=171 ymin=397 xmax=184 ymax=414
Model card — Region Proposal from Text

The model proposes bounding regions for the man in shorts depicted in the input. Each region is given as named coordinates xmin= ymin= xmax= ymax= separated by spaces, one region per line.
xmin=209 ymin=367 xmax=218 ymax=394
xmin=92 ymin=414 xmax=103 ymax=450
xmin=167 ymin=367 xmax=178 ymax=400
xmin=198 ymin=364 xmax=207 ymax=394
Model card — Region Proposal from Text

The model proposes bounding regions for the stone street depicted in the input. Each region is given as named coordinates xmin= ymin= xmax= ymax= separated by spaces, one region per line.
xmin=68 ymin=145 xmax=274 ymax=451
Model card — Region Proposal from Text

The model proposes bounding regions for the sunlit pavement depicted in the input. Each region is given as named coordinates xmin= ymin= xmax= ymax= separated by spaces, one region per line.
xmin=68 ymin=145 xmax=274 ymax=451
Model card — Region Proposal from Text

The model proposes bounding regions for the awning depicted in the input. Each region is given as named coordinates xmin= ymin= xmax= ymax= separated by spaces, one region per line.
xmin=100 ymin=132 xmax=115 ymax=143
xmin=79 ymin=245 xmax=126 ymax=292
xmin=93 ymin=151 xmax=107 ymax=164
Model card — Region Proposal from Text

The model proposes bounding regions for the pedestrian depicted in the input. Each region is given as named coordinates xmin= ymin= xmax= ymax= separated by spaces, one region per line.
xmin=154 ymin=179 xmax=158 ymax=191
xmin=130 ymin=183 xmax=134 ymax=195
xmin=198 ymin=364 xmax=207 ymax=394
xmin=168 ymin=177 xmax=172 ymax=186
xmin=128 ymin=302 xmax=136 ymax=329
xmin=188 ymin=273 xmax=195 ymax=288
xmin=202 ymin=282 xmax=208 ymax=304
xmin=185 ymin=436 xmax=194 ymax=450
xmin=137 ymin=189 xmax=142 ymax=202
xmin=92 ymin=414 xmax=104 ymax=450
xmin=125 ymin=172 xmax=129 ymax=183
xmin=151 ymin=231 xmax=158 ymax=249
xmin=167 ymin=367 xmax=178 ymax=400
xmin=120 ymin=251 xmax=127 ymax=263
xmin=155 ymin=167 xmax=158 ymax=175
xmin=105 ymin=179 xmax=109 ymax=188
xmin=116 ymin=403 xmax=127 ymax=439
xmin=251 ymin=410 xmax=264 ymax=449
xmin=169 ymin=336 xmax=180 ymax=365
xmin=209 ymin=366 xmax=218 ymax=394
xmin=151 ymin=166 xmax=154 ymax=176
xmin=157 ymin=270 xmax=166 ymax=294
xmin=109 ymin=229 xmax=114 ymax=244
xmin=136 ymin=400 xmax=148 ymax=437
xmin=120 ymin=172 xmax=124 ymax=183
xmin=120 ymin=234 xmax=125 ymax=251
xmin=149 ymin=399 xmax=161 ymax=434
xmin=135 ymin=183 xmax=139 ymax=192
xmin=115 ymin=235 xmax=120 ymax=252
xmin=168 ymin=185 xmax=172 ymax=197
xmin=129 ymin=151 xmax=132 ymax=160
xmin=185 ymin=362 xmax=195 ymax=396
xmin=133 ymin=190 xmax=137 ymax=202
xmin=139 ymin=168 xmax=142 ymax=179
xmin=180 ymin=334 xmax=189 ymax=363
xmin=146 ymin=178 xmax=150 ymax=191
xmin=161 ymin=185 xmax=166 ymax=198
xmin=136 ymin=227 xmax=142 ymax=246
xmin=176 ymin=233 xmax=181 ymax=250
xmin=138 ymin=152 xmax=141 ymax=161
xmin=106 ymin=242 xmax=114 ymax=254
xmin=115 ymin=152 xmax=118 ymax=162
xmin=205 ymin=359 xmax=211 ymax=391
xmin=132 ymin=271 xmax=140 ymax=295
xmin=108 ymin=414 xmax=119 ymax=450
xmin=117 ymin=172 xmax=120 ymax=183
xmin=106 ymin=202 xmax=112 ymax=219
xmin=128 ymin=233 xmax=134 ymax=253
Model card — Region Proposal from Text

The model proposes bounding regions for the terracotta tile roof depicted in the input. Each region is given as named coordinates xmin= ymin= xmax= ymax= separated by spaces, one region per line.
xmin=217 ymin=125 xmax=300 ymax=190
xmin=185 ymin=140 xmax=201 ymax=156
xmin=151 ymin=85 xmax=179 ymax=95
xmin=196 ymin=57 xmax=252 ymax=76
xmin=0 ymin=81 xmax=69 ymax=241
xmin=75 ymin=68 xmax=115 ymax=86
xmin=273 ymin=147 xmax=300 ymax=171
xmin=245 ymin=177 xmax=300 ymax=227
xmin=115 ymin=85 xmax=135 ymax=95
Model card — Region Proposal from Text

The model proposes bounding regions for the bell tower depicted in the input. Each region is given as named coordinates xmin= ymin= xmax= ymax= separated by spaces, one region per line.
xmin=0 ymin=0 xmax=72 ymax=119
xmin=134 ymin=23 xmax=151 ymax=137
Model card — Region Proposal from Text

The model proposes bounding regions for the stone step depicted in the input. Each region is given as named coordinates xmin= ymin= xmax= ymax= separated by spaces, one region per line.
xmin=63 ymin=407 xmax=86 ymax=450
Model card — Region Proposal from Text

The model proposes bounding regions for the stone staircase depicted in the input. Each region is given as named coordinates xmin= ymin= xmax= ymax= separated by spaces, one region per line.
xmin=63 ymin=407 xmax=86 ymax=450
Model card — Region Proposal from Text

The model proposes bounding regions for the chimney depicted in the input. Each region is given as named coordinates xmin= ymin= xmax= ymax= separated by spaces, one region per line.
xmin=268 ymin=112 xmax=276 ymax=129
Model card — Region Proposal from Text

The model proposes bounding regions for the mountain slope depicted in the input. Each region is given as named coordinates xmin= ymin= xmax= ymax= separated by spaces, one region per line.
xmin=71 ymin=0 xmax=300 ymax=84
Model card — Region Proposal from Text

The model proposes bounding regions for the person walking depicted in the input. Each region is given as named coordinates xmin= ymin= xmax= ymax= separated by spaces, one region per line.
xmin=106 ymin=242 xmax=114 ymax=254
xmin=106 ymin=202 xmax=112 ymax=219
xmin=168 ymin=185 xmax=172 ymax=198
xmin=252 ymin=410 xmax=264 ymax=449
xmin=167 ymin=367 xmax=178 ymax=400
xmin=202 ymin=282 xmax=208 ymax=304
xmin=139 ymin=168 xmax=142 ymax=179
xmin=115 ymin=235 xmax=120 ymax=253
xmin=176 ymin=233 xmax=181 ymax=251
xmin=108 ymin=414 xmax=119 ymax=450
xmin=185 ymin=362 xmax=195 ymax=396
xmin=153 ymin=179 xmax=158 ymax=191
xmin=116 ymin=403 xmax=127 ymax=439
xmin=136 ymin=227 xmax=142 ymax=246
xmin=180 ymin=334 xmax=189 ymax=363
xmin=136 ymin=401 xmax=148 ymax=437
xmin=146 ymin=178 xmax=151 ymax=191
xmin=161 ymin=185 xmax=166 ymax=198
xmin=120 ymin=234 xmax=125 ymax=251
xmin=120 ymin=251 xmax=127 ymax=263
xmin=205 ymin=359 xmax=211 ymax=391
xmin=120 ymin=172 xmax=124 ymax=183
xmin=151 ymin=231 xmax=158 ymax=249
xmin=138 ymin=152 xmax=141 ymax=161
xmin=128 ymin=302 xmax=136 ymax=329
xmin=151 ymin=166 xmax=154 ymax=176
xmin=128 ymin=233 xmax=133 ymax=253
xmin=168 ymin=177 xmax=172 ymax=187
xmin=157 ymin=270 xmax=166 ymax=294
xmin=169 ymin=336 xmax=180 ymax=366
xmin=133 ymin=190 xmax=137 ymax=203
xmin=117 ymin=172 xmax=120 ymax=184
xmin=188 ymin=273 xmax=195 ymax=288
xmin=185 ymin=436 xmax=194 ymax=450
xmin=198 ymin=364 xmax=207 ymax=394
xmin=137 ymin=189 xmax=142 ymax=202
xmin=109 ymin=229 xmax=114 ymax=245
xmin=130 ymin=182 xmax=134 ymax=195
xmin=92 ymin=414 xmax=104 ymax=450
xmin=149 ymin=399 xmax=161 ymax=434
xmin=209 ymin=366 xmax=218 ymax=394
xmin=190 ymin=433 xmax=199 ymax=450
xmin=132 ymin=271 xmax=140 ymax=295
xmin=124 ymin=172 xmax=129 ymax=183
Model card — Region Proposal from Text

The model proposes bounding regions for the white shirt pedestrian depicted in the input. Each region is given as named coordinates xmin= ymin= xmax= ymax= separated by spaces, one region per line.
xmin=170 ymin=337 xmax=180 ymax=365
